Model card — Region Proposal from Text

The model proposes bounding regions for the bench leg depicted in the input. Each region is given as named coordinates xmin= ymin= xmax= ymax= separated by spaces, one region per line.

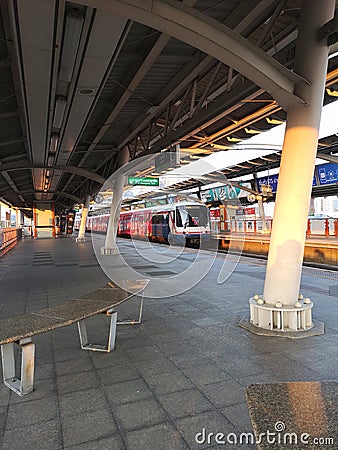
xmin=77 ymin=311 xmax=117 ymax=353
xmin=117 ymin=294 xmax=145 ymax=325
xmin=1 ymin=338 xmax=35 ymax=396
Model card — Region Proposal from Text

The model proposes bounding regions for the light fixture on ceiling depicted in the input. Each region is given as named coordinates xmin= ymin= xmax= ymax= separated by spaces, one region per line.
xmin=227 ymin=136 xmax=242 ymax=142
xmin=58 ymin=9 xmax=84 ymax=83
xmin=77 ymin=87 xmax=96 ymax=96
xmin=245 ymin=128 xmax=261 ymax=135
xmin=49 ymin=134 xmax=59 ymax=153
xmin=47 ymin=155 xmax=55 ymax=166
xmin=328 ymin=51 xmax=338 ymax=59
xmin=266 ymin=117 xmax=284 ymax=125
xmin=326 ymin=88 xmax=338 ymax=97
xmin=210 ymin=143 xmax=231 ymax=150
xmin=52 ymin=97 xmax=67 ymax=128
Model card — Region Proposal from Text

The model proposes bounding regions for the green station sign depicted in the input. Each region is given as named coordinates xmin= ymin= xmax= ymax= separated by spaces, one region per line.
xmin=127 ymin=176 xmax=159 ymax=187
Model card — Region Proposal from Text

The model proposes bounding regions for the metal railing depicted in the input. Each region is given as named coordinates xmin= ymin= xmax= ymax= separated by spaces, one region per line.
xmin=0 ymin=228 xmax=23 ymax=256
xmin=211 ymin=218 xmax=338 ymax=237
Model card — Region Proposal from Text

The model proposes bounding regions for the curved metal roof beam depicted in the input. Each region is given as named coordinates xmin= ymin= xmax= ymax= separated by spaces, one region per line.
xmin=0 ymin=161 xmax=106 ymax=185
xmin=17 ymin=189 xmax=83 ymax=203
xmin=77 ymin=0 xmax=307 ymax=109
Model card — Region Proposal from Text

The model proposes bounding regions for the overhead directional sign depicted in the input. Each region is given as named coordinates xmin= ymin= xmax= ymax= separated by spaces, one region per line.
xmin=127 ymin=176 xmax=159 ymax=187
xmin=316 ymin=162 xmax=338 ymax=186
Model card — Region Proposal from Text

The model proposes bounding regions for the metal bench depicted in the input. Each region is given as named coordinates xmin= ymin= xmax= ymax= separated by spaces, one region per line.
xmin=0 ymin=279 xmax=148 ymax=396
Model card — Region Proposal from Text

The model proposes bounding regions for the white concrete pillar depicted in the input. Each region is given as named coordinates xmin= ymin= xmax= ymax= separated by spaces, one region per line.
xmin=15 ymin=210 xmax=21 ymax=228
xmin=76 ymin=195 xmax=91 ymax=242
xmin=256 ymin=197 xmax=268 ymax=233
xmin=250 ymin=0 xmax=335 ymax=332
xmin=101 ymin=147 xmax=130 ymax=255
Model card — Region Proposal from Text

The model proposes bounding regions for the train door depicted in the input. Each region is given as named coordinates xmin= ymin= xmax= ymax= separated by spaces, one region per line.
xmin=162 ymin=213 xmax=170 ymax=240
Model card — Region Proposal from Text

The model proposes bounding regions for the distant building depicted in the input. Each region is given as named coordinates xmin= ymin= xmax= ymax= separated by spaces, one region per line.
xmin=314 ymin=196 xmax=338 ymax=217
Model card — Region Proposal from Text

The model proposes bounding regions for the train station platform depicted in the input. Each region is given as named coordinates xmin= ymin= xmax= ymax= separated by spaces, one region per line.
xmin=215 ymin=232 xmax=338 ymax=267
xmin=0 ymin=236 xmax=337 ymax=449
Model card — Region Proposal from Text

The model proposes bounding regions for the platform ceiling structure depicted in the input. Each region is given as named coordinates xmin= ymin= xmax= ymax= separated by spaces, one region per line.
xmin=1 ymin=0 xmax=338 ymax=215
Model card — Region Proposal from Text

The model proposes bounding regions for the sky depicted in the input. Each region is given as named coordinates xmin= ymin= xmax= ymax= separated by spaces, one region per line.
xmin=162 ymin=98 xmax=338 ymax=186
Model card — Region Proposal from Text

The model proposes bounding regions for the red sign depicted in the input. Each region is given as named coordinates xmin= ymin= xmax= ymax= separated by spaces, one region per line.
xmin=210 ymin=208 xmax=220 ymax=218
xmin=244 ymin=207 xmax=255 ymax=215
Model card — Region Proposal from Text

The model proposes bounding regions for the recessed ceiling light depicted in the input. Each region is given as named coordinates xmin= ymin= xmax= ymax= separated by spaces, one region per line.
xmin=77 ymin=88 xmax=96 ymax=96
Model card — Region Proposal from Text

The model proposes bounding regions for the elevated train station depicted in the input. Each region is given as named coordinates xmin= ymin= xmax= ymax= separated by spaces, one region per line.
xmin=0 ymin=1 xmax=337 ymax=448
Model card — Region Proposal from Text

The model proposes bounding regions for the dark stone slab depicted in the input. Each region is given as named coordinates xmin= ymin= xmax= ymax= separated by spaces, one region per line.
xmin=0 ymin=314 xmax=68 ymax=345
xmin=33 ymin=297 xmax=123 ymax=321
xmin=79 ymin=287 xmax=128 ymax=304
xmin=0 ymin=286 xmax=129 ymax=344
xmin=246 ymin=381 xmax=338 ymax=449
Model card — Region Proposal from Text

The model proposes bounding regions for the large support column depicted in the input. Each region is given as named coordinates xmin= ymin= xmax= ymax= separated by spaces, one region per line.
xmin=76 ymin=195 xmax=91 ymax=243
xmin=15 ymin=210 xmax=21 ymax=228
xmin=101 ymin=147 xmax=130 ymax=255
xmin=249 ymin=0 xmax=335 ymax=333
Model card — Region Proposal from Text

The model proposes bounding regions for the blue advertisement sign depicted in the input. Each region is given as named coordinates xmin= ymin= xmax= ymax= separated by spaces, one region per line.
xmin=257 ymin=174 xmax=279 ymax=193
xmin=257 ymin=172 xmax=317 ymax=193
xmin=316 ymin=163 xmax=338 ymax=186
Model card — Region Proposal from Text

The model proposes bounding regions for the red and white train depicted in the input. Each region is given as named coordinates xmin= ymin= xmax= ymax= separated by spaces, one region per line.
xmin=76 ymin=201 xmax=211 ymax=245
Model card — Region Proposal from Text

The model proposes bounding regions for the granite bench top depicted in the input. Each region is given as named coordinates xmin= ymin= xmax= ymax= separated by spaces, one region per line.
xmin=0 ymin=284 xmax=130 ymax=345
xmin=246 ymin=381 xmax=337 ymax=449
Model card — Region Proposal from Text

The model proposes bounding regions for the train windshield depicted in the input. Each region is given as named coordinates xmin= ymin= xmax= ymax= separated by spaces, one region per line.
xmin=176 ymin=205 xmax=209 ymax=227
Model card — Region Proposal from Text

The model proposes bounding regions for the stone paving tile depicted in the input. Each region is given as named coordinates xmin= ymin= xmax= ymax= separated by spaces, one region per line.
xmin=221 ymin=402 xmax=254 ymax=431
xmin=143 ymin=370 xmax=194 ymax=395
xmin=90 ymin=349 xmax=133 ymax=369
xmin=0 ymin=386 xmax=10 ymax=408
xmin=182 ymin=365 xmax=232 ymax=386
xmin=158 ymin=388 xmax=215 ymax=419
xmin=134 ymin=356 xmax=178 ymax=377
xmin=105 ymin=378 xmax=154 ymax=405
xmin=175 ymin=410 xmax=238 ymax=450
xmin=61 ymin=409 xmax=117 ymax=447
xmin=125 ymin=422 xmax=189 ymax=450
xmin=170 ymin=354 xmax=217 ymax=370
xmin=114 ymin=397 xmax=167 ymax=431
xmin=6 ymin=396 xmax=58 ymax=430
xmin=53 ymin=347 xmax=86 ymax=363
xmin=35 ymin=362 xmax=56 ymax=380
xmin=0 ymin=407 xmax=7 ymax=446
xmin=118 ymin=335 xmax=154 ymax=350
xmin=2 ymin=418 xmax=62 ymax=450
xmin=1 ymin=239 xmax=337 ymax=449
xmin=54 ymin=355 xmax=94 ymax=376
xmin=155 ymin=340 xmax=198 ymax=356
xmin=125 ymin=345 xmax=164 ymax=362
xmin=9 ymin=379 xmax=58 ymax=404
xmin=97 ymin=365 xmax=140 ymax=386
xmin=57 ymin=370 xmax=99 ymax=394
xmin=200 ymin=380 xmax=247 ymax=408
xmin=65 ymin=434 xmax=125 ymax=450
xmin=59 ymin=388 xmax=109 ymax=417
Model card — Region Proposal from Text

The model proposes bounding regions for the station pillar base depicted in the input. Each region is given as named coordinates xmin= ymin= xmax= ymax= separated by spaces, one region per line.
xmin=76 ymin=237 xmax=87 ymax=243
xmin=239 ymin=294 xmax=324 ymax=338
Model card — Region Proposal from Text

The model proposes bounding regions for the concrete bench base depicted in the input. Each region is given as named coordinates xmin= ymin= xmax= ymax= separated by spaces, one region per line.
xmin=1 ymin=338 xmax=35 ymax=396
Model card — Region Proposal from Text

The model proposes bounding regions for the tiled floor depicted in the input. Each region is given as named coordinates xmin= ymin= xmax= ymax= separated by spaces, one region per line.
xmin=0 ymin=235 xmax=337 ymax=449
